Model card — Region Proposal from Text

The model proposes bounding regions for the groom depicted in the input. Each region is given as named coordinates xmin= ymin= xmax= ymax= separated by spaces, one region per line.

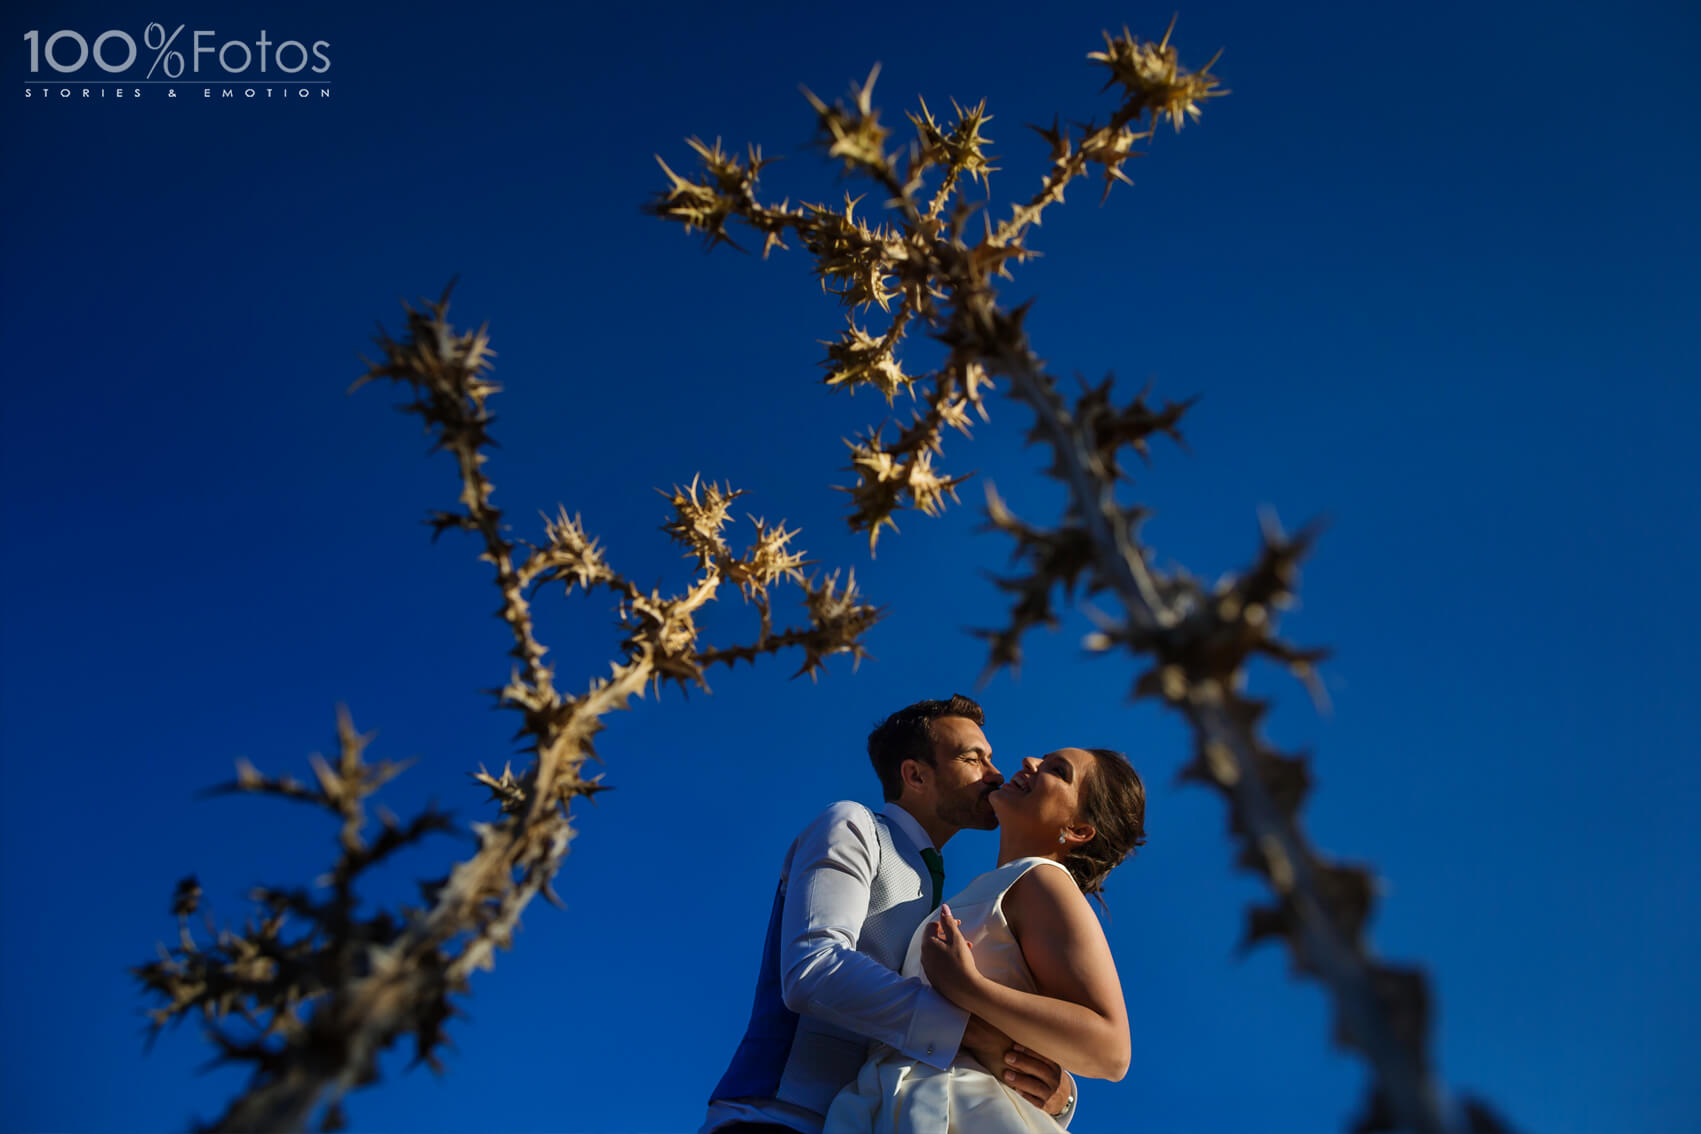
xmin=701 ymin=694 xmax=1075 ymax=1133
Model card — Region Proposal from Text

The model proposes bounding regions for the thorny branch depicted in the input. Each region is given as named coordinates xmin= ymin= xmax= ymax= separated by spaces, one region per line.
xmin=132 ymin=287 xmax=878 ymax=1132
xmin=650 ymin=21 xmax=1511 ymax=1133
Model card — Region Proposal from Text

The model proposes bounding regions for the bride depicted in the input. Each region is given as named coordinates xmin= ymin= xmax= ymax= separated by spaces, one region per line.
xmin=823 ymin=746 xmax=1148 ymax=1133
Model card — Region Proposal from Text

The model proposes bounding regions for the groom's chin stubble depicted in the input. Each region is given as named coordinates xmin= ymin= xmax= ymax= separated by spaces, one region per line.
xmin=937 ymin=796 xmax=998 ymax=833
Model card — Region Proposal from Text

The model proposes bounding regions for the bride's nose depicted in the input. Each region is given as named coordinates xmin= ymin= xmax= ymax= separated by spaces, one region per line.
xmin=1021 ymin=756 xmax=1043 ymax=773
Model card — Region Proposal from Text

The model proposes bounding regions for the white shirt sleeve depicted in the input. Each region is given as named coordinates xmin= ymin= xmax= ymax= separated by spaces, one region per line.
xmin=1057 ymin=1072 xmax=1079 ymax=1127
xmin=778 ymin=801 xmax=968 ymax=1071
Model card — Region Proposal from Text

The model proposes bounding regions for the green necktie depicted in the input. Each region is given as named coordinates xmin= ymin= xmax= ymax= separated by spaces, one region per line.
xmin=920 ymin=847 xmax=946 ymax=910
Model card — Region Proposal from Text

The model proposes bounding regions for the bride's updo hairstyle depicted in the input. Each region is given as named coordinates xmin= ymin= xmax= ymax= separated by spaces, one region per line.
xmin=1063 ymin=748 xmax=1148 ymax=905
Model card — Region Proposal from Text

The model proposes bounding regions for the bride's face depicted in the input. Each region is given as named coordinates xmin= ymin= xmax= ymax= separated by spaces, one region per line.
xmin=990 ymin=748 xmax=1096 ymax=845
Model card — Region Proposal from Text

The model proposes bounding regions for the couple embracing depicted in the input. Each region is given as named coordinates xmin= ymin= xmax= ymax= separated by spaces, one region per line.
xmin=702 ymin=694 xmax=1148 ymax=1134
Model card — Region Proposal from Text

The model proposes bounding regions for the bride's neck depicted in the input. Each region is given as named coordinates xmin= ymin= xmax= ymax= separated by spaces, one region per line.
xmin=996 ymin=830 xmax=1066 ymax=868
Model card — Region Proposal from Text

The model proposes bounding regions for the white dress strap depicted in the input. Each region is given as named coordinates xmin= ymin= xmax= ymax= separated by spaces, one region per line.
xmin=990 ymin=856 xmax=1073 ymax=919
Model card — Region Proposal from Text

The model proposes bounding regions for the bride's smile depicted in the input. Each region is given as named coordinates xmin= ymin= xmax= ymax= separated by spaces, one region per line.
xmin=990 ymin=750 xmax=1094 ymax=853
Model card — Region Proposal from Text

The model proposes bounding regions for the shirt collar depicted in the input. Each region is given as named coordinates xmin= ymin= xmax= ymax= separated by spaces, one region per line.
xmin=881 ymin=800 xmax=937 ymax=853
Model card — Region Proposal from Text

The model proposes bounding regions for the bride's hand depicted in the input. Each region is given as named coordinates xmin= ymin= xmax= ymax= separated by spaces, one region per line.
xmin=921 ymin=903 xmax=984 ymax=1004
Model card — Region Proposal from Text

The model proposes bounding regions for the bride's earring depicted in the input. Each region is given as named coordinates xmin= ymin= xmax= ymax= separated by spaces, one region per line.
xmin=1057 ymin=831 xmax=1068 ymax=845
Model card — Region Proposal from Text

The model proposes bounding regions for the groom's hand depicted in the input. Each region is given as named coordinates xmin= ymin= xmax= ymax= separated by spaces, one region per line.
xmin=1002 ymin=1043 xmax=1071 ymax=1116
xmin=960 ymin=1013 xmax=1012 ymax=1078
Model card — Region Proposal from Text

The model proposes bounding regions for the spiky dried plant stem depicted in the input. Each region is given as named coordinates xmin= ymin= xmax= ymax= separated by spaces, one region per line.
xmin=137 ymin=287 xmax=878 ymax=1133
xmin=651 ymin=21 xmax=1507 ymax=1133
xmin=987 ymin=322 xmax=1452 ymax=1133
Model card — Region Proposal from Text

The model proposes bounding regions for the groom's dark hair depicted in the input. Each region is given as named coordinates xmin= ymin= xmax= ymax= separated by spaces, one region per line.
xmin=867 ymin=694 xmax=986 ymax=801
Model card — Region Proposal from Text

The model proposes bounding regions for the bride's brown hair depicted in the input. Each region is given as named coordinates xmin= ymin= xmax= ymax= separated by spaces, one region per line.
xmin=1062 ymin=748 xmax=1147 ymax=905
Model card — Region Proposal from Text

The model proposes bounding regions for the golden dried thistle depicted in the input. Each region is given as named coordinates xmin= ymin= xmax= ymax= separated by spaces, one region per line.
xmin=651 ymin=23 xmax=1508 ymax=1134
xmin=1087 ymin=18 xmax=1227 ymax=134
xmin=134 ymin=288 xmax=878 ymax=1132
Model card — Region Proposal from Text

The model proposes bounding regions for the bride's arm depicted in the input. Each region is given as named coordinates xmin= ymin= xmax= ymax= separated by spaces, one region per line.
xmin=921 ymin=865 xmax=1129 ymax=1082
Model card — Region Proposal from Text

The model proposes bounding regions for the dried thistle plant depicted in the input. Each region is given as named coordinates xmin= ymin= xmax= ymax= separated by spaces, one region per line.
xmin=132 ymin=285 xmax=878 ymax=1132
xmin=650 ymin=21 xmax=1510 ymax=1134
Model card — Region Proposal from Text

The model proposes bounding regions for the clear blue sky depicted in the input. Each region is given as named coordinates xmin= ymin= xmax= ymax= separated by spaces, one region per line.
xmin=3 ymin=0 xmax=1697 ymax=1131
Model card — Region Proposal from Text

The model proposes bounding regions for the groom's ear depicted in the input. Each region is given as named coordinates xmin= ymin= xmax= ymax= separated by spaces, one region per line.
xmin=900 ymin=757 xmax=932 ymax=794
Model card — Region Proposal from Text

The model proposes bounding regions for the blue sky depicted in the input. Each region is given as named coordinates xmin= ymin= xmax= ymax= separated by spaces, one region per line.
xmin=2 ymin=0 xmax=1697 ymax=1131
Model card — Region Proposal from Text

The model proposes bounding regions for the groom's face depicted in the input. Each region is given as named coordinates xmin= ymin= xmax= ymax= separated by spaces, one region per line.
xmin=923 ymin=715 xmax=1004 ymax=832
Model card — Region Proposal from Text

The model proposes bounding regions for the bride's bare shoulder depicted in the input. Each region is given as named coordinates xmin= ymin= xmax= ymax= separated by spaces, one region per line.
xmin=1003 ymin=859 xmax=1123 ymax=1031
xmin=1003 ymin=859 xmax=1096 ymax=938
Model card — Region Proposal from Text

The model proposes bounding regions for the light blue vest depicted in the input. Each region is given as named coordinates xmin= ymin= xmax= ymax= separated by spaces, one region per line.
xmin=710 ymin=804 xmax=935 ymax=1119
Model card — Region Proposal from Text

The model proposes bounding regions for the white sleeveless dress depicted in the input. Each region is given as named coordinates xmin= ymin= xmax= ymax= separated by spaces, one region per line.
xmin=822 ymin=856 xmax=1074 ymax=1134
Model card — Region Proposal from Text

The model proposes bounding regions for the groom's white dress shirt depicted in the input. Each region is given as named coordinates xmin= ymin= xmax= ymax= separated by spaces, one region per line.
xmin=702 ymin=800 xmax=969 ymax=1134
